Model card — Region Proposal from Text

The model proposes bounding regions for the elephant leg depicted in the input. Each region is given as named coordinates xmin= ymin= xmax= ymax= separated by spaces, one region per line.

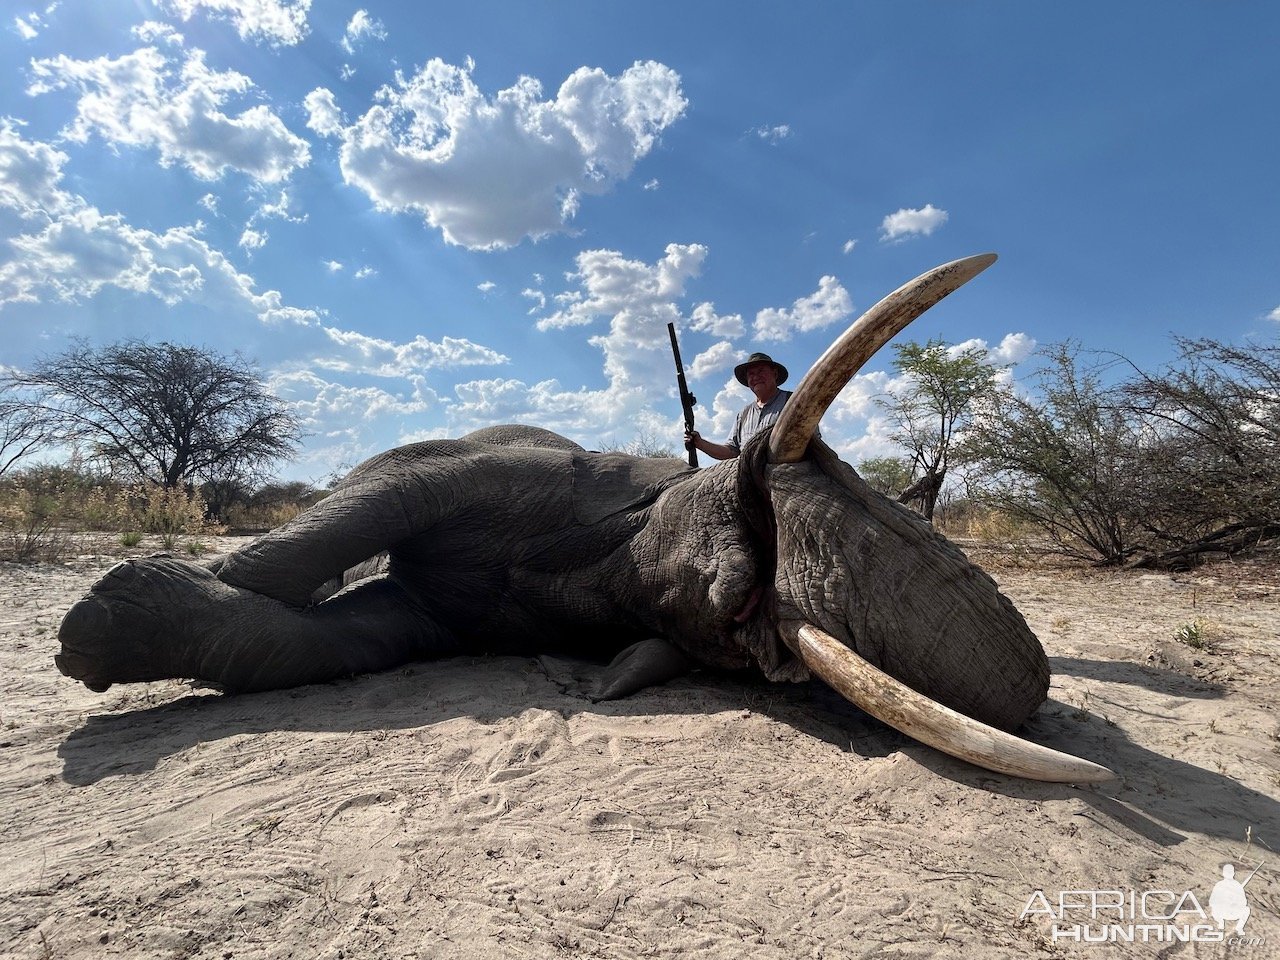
xmin=56 ymin=555 xmax=457 ymax=694
xmin=214 ymin=465 xmax=458 ymax=606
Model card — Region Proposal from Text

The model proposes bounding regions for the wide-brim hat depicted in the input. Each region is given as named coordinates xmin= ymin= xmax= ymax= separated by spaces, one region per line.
xmin=734 ymin=352 xmax=788 ymax=386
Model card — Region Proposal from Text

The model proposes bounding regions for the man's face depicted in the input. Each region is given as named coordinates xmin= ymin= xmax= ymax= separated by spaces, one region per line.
xmin=745 ymin=363 xmax=779 ymax=401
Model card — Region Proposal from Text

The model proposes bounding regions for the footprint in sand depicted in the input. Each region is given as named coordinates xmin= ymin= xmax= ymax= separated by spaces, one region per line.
xmin=451 ymin=709 xmax=572 ymax=822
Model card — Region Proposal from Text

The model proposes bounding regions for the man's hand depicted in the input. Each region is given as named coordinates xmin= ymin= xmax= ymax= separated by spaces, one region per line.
xmin=686 ymin=430 xmax=738 ymax=461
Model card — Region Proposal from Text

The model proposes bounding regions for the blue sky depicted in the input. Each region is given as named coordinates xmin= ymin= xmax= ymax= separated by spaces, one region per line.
xmin=1 ymin=1 xmax=1277 ymax=482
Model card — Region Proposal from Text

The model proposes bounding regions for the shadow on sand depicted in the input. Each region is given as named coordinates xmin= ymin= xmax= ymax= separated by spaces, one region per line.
xmin=58 ymin=652 xmax=1275 ymax=849
xmin=1050 ymin=654 xmax=1226 ymax=700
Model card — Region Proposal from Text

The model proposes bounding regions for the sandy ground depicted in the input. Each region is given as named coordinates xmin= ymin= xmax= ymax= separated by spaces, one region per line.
xmin=1 ymin=536 xmax=1277 ymax=959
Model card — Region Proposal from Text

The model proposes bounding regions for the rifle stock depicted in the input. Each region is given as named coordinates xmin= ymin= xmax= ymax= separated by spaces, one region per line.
xmin=666 ymin=322 xmax=699 ymax=468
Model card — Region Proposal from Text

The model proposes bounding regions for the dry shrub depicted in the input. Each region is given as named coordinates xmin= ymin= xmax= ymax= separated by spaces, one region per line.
xmin=137 ymin=484 xmax=207 ymax=536
xmin=0 ymin=482 xmax=71 ymax=563
xmin=224 ymin=500 xmax=302 ymax=531
xmin=962 ymin=506 xmax=1032 ymax=544
xmin=120 ymin=483 xmax=223 ymax=539
xmin=77 ymin=485 xmax=132 ymax=531
xmin=940 ymin=504 xmax=1040 ymax=569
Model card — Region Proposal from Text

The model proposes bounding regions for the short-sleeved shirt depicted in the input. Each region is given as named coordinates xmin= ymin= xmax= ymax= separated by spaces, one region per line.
xmin=726 ymin=389 xmax=792 ymax=453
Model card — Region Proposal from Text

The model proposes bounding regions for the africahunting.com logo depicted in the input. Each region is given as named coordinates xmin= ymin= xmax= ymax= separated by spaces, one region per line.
xmin=1020 ymin=859 xmax=1265 ymax=946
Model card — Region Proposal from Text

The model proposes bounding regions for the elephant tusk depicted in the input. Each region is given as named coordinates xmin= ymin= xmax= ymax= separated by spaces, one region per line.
xmin=768 ymin=253 xmax=998 ymax=464
xmin=783 ymin=621 xmax=1117 ymax=784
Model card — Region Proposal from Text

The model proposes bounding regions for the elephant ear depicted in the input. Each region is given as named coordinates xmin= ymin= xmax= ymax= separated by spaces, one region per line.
xmin=571 ymin=452 xmax=692 ymax=525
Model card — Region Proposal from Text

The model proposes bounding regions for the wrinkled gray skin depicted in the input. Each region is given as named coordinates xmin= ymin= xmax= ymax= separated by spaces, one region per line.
xmin=56 ymin=423 xmax=1048 ymax=731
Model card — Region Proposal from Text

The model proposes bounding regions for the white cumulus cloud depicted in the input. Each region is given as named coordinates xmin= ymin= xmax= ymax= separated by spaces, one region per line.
xmin=879 ymin=203 xmax=949 ymax=242
xmin=994 ymin=332 xmax=1036 ymax=365
xmin=446 ymin=244 xmax=713 ymax=443
xmin=316 ymin=328 xmax=508 ymax=378
xmin=536 ymin=243 xmax=706 ymax=332
xmin=13 ymin=6 xmax=55 ymax=41
xmin=947 ymin=331 xmax=1037 ymax=366
xmin=307 ymin=58 xmax=687 ymax=249
xmin=688 ymin=301 xmax=744 ymax=338
xmin=157 ymin=0 xmax=311 ymax=46
xmin=704 ymin=376 xmax=753 ymax=444
xmin=341 ymin=9 xmax=386 ymax=54
xmin=753 ymin=275 xmax=853 ymax=341
xmin=28 ymin=45 xmax=310 ymax=183
xmin=303 ymin=87 xmax=345 ymax=137
xmin=0 ymin=208 xmax=214 ymax=308
xmin=132 ymin=20 xmax=183 ymax=45
xmin=0 ymin=127 xmax=317 ymax=324
xmin=270 ymin=369 xmax=442 ymax=474
xmin=274 ymin=369 xmax=437 ymax=423
xmin=256 ymin=189 xmax=304 ymax=223
xmin=0 ymin=118 xmax=74 ymax=219
xmin=754 ymin=124 xmax=791 ymax=144
xmin=234 ymin=187 xmax=305 ymax=251
xmin=689 ymin=340 xmax=739 ymax=381
xmin=0 ymin=199 xmax=339 ymax=326
xmin=522 ymin=287 xmax=546 ymax=314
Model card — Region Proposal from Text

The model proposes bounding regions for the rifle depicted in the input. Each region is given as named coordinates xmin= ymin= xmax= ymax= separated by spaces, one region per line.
xmin=666 ymin=322 xmax=699 ymax=468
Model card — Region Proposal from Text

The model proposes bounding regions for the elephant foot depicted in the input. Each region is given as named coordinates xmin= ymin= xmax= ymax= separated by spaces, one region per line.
xmin=592 ymin=638 xmax=694 ymax=701
xmin=55 ymin=555 xmax=240 ymax=693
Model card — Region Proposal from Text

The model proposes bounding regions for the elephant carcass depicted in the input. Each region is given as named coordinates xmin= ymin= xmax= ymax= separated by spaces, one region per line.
xmin=54 ymin=255 xmax=1114 ymax=784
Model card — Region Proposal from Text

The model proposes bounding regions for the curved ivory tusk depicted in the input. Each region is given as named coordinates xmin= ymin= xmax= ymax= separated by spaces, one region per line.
xmin=783 ymin=622 xmax=1116 ymax=784
xmin=769 ymin=253 xmax=998 ymax=464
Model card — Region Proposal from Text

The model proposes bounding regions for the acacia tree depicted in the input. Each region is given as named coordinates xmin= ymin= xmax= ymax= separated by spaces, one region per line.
xmin=0 ymin=384 xmax=55 ymax=479
xmin=856 ymin=455 xmax=914 ymax=497
xmin=962 ymin=343 xmax=1141 ymax=564
xmin=963 ymin=338 xmax=1280 ymax=568
xmin=1121 ymin=337 xmax=1280 ymax=565
xmin=877 ymin=338 xmax=1005 ymax=521
xmin=6 ymin=340 xmax=300 ymax=490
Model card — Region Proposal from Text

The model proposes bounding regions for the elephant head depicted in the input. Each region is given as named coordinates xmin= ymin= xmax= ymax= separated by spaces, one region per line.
xmin=640 ymin=255 xmax=1114 ymax=783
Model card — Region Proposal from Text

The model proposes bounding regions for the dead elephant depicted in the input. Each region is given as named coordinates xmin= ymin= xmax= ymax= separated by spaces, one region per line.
xmin=55 ymin=255 xmax=1114 ymax=785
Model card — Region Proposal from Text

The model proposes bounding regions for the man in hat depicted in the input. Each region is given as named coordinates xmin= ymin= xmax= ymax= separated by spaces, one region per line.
xmin=685 ymin=352 xmax=801 ymax=461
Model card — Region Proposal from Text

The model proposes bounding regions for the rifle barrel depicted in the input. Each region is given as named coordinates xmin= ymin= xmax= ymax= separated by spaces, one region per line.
xmin=667 ymin=322 xmax=699 ymax=468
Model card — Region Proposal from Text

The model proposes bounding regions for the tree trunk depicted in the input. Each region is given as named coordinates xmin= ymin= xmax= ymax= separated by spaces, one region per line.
xmin=898 ymin=468 xmax=945 ymax=521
